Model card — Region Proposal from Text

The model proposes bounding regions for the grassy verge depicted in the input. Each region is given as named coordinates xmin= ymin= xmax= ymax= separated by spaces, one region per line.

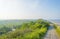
xmin=54 ymin=24 xmax=60 ymax=37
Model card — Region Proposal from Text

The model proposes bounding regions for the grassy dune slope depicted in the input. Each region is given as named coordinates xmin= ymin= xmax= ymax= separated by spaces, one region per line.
xmin=54 ymin=24 xmax=60 ymax=37
xmin=0 ymin=19 xmax=50 ymax=39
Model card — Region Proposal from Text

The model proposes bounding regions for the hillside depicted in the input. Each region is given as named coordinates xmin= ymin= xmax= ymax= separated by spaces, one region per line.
xmin=0 ymin=19 xmax=50 ymax=39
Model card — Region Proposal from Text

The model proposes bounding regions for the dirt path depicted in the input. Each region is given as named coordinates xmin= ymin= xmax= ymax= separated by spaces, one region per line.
xmin=44 ymin=26 xmax=59 ymax=39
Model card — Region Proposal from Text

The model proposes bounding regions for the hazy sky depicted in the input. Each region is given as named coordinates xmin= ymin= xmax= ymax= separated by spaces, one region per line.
xmin=0 ymin=0 xmax=60 ymax=20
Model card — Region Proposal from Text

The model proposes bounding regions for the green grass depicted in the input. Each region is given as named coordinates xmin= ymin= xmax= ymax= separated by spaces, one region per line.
xmin=56 ymin=27 xmax=60 ymax=37
xmin=54 ymin=24 xmax=60 ymax=37
xmin=0 ymin=19 xmax=50 ymax=39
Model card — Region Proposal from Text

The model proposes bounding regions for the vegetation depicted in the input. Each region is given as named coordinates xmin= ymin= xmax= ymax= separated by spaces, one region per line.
xmin=54 ymin=24 xmax=60 ymax=37
xmin=0 ymin=19 xmax=50 ymax=39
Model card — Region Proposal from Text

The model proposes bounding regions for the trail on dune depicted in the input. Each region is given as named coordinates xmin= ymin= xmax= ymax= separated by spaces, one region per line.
xmin=44 ymin=26 xmax=59 ymax=39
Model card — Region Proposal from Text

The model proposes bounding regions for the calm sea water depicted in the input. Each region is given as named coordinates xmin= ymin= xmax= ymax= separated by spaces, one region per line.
xmin=49 ymin=19 xmax=60 ymax=25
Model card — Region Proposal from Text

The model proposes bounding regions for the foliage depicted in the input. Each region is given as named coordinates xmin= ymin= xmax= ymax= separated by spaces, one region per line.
xmin=0 ymin=19 xmax=50 ymax=39
xmin=54 ymin=24 xmax=60 ymax=37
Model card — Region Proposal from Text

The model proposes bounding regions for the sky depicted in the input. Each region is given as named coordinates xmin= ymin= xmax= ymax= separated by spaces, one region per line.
xmin=0 ymin=0 xmax=60 ymax=20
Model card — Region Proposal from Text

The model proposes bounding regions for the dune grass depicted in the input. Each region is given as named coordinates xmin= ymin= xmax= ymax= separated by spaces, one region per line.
xmin=54 ymin=24 xmax=60 ymax=37
xmin=0 ymin=19 xmax=50 ymax=39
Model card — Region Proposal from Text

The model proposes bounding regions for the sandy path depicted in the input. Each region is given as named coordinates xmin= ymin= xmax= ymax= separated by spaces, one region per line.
xmin=44 ymin=26 xmax=59 ymax=39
